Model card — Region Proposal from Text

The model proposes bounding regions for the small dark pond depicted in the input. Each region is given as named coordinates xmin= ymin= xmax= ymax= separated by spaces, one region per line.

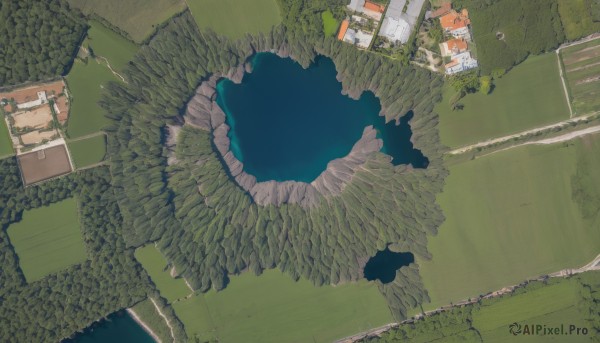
xmin=363 ymin=248 xmax=415 ymax=284
xmin=62 ymin=311 xmax=155 ymax=343
xmin=216 ymin=52 xmax=427 ymax=183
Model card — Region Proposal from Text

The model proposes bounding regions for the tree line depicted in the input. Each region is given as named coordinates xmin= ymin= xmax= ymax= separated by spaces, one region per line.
xmin=0 ymin=0 xmax=86 ymax=86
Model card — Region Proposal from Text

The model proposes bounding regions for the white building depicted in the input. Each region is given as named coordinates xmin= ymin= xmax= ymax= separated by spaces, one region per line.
xmin=378 ymin=0 xmax=426 ymax=44
xmin=16 ymin=91 xmax=47 ymax=110
xmin=445 ymin=51 xmax=478 ymax=75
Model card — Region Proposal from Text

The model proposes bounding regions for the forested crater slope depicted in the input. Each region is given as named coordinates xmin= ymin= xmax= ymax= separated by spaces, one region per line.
xmin=101 ymin=12 xmax=446 ymax=319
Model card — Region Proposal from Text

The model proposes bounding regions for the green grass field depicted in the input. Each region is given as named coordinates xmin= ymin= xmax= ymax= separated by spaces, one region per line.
xmin=67 ymin=0 xmax=186 ymax=42
xmin=67 ymin=134 xmax=106 ymax=168
xmin=66 ymin=21 xmax=137 ymax=139
xmin=438 ymin=53 xmax=570 ymax=148
xmin=187 ymin=0 xmax=281 ymax=39
xmin=84 ymin=21 xmax=138 ymax=71
xmin=472 ymin=278 xmax=590 ymax=342
xmin=7 ymin=198 xmax=86 ymax=282
xmin=321 ymin=10 xmax=339 ymax=37
xmin=66 ymin=60 xmax=114 ymax=138
xmin=172 ymin=269 xmax=393 ymax=343
xmin=560 ymin=38 xmax=600 ymax=115
xmin=0 ymin=117 xmax=13 ymax=157
xmin=557 ymin=0 xmax=600 ymax=41
xmin=418 ymin=137 xmax=600 ymax=310
xmin=135 ymin=245 xmax=191 ymax=303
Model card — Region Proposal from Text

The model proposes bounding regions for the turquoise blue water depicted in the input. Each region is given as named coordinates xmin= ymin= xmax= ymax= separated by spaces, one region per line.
xmin=62 ymin=312 xmax=155 ymax=343
xmin=216 ymin=53 xmax=427 ymax=183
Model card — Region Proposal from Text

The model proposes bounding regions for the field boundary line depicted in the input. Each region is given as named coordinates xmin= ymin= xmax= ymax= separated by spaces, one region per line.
xmin=127 ymin=308 xmax=163 ymax=343
xmin=447 ymin=111 xmax=600 ymax=155
xmin=67 ymin=131 xmax=106 ymax=143
xmin=337 ymin=253 xmax=600 ymax=342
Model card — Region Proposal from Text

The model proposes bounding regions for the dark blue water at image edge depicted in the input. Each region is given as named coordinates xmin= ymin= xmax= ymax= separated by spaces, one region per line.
xmin=62 ymin=311 xmax=155 ymax=343
xmin=216 ymin=52 xmax=427 ymax=183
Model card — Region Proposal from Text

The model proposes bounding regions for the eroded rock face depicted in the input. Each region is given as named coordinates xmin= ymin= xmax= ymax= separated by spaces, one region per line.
xmin=175 ymin=57 xmax=384 ymax=207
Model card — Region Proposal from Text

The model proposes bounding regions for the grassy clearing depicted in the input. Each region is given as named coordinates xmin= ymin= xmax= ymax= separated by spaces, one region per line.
xmin=65 ymin=60 xmax=114 ymax=138
xmin=84 ymin=20 xmax=138 ymax=71
xmin=321 ymin=10 xmax=339 ymax=37
xmin=0 ymin=118 xmax=13 ymax=157
xmin=419 ymin=137 xmax=600 ymax=310
xmin=438 ymin=53 xmax=570 ymax=148
xmin=560 ymin=38 xmax=600 ymax=115
xmin=7 ymin=198 xmax=86 ymax=282
xmin=135 ymin=245 xmax=191 ymax=303
xmin=172 ymin=269 xmax=392 ymax=343
xmin=187 ymin=0 xmax=281 ymax=40
xmin=66 ymin=21 xmax=137 ymax=139
xmin=67 ymin=0 xmax=186 ymax=43
xmin=557 ymin=0 xmax=600 ymax=41
xmin=132 ymin=299 xmax=173 ymax=343
xmin=68 ymin=135 xmax=106 ymax=168
xmin=472 ymin=278 xmax=590 ymax=342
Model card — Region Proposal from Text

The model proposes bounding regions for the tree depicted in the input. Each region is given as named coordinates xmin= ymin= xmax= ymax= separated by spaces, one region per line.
xmin=480 ymin=75 xmax=492 ymax=94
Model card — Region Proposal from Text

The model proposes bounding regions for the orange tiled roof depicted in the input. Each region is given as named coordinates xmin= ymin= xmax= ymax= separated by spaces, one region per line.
xmin=445 ymin=59 xmax=459 ymax=68
xmin=431 ymin=2 xmax=452 ymax=18
xmin=338 ymin=19 xmax=349 ymax=41
xmin=445 ymin=38 xmax=468 ymax=52
xmin=364 ymin=0 xmax=385 ymax=13
xmin=440 ymin=10 xmax=470 ymax=31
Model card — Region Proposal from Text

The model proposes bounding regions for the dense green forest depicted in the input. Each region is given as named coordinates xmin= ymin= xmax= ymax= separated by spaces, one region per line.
xmin=0 ymin=159 xmax=186 ymax=342
xmin=99 ymin=10 xmax=446 ymax=320
xmin=0 ymin=0 xmax=86 ymax=86
xmin=453 ymin=0 xmax=564 ymax=73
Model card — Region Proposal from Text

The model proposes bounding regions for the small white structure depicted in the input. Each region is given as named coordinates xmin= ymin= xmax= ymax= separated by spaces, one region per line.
xmin=445 ymin=51 xmax=478 ymax=75
xmin=16 ymin=91 xmax=47 ymax=110
xmin=347 ymin=0 xmax=366 ymax=12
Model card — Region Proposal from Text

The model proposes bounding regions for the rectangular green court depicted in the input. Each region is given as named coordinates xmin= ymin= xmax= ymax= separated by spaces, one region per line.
xmin=172 ymin=269 xmax=393 ymax=343
xmin=0 ymin=117 xmax=13 ymax=157
xmin=135 ymin=245 xmax=191 ymax=303
xmin=68 ymin=134 xmax=106 ymax=169
xmin=438 ymin=53 xmax=570 ymax=148
xmin=418 ymin=136 xmax=600 ymax=310
xmin=7 ymin=198 xmax=87 ymax=282
xmin=187 ymin=0 xmax=281 ymax=40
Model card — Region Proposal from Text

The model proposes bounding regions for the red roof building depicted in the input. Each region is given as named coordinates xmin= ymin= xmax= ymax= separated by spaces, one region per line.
xmin=338 ymin=19 xmax=350 ymax=41
xmin=364 ymin=0 xmax=385 ymax=13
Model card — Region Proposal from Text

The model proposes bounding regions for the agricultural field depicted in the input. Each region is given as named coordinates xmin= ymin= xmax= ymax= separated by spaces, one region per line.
xmin=134 ymin=245 xmax=191 ymax=303
xmin=187 ymin=0 xmax=281 ymax=39
xmin=0 ymin=118 xmax=13 ymax=157
xmin=6 ymin=198 xmax=86 ymax=282
xmin=84 ymin=20 xmax=138 ymax=71
xmin=472 ymin=277 xmax=589 ymax=342
xmin=418 ymin=136 xmax=600 ymax=310
xmin=560 ymin=38 xmax=600 ymax=116
xmin=438 ymin=53 xmax=570 ymax=148
xmin=172 ymin=269 xmax=393 ymax=343
xmin=66 ymin=20 xmax=138 ymax=139
xmin=67 ymin=134 xmax=106 ymax=169
xmin=67 ymin=0 xmax=186 ymax=43
xmin=556 ymin=0 xmax=600 ymax=41
xmin=321 ymin=10 xmax=339 ymax=37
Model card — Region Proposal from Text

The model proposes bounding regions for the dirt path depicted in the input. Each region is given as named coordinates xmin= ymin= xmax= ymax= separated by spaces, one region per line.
xmin=336 ymin=253 xmax=600 ymax=342
xmin=473 ymin=124 xmax=600 ymax=159
xmin=127 ymin=308 xmax=163 ymax=343
xmin=448 ymin=112 xmax=599 ymax=155
xmin=150 ymin=297 xmax=176 ymax=343
xmin=67 ymin=131 xmax=106 ymax=143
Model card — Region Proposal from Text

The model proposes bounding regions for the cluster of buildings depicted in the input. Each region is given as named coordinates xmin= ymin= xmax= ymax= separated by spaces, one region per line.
xmin=340 ymin=0 xmax=426 ymax=49
xmin=0 ymin=81 xmax=74 ymax=185
xmin=339 ymin=0 xmax=386 ymax=48
xmin=430 ymin=3 xmax=478 ymax=74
